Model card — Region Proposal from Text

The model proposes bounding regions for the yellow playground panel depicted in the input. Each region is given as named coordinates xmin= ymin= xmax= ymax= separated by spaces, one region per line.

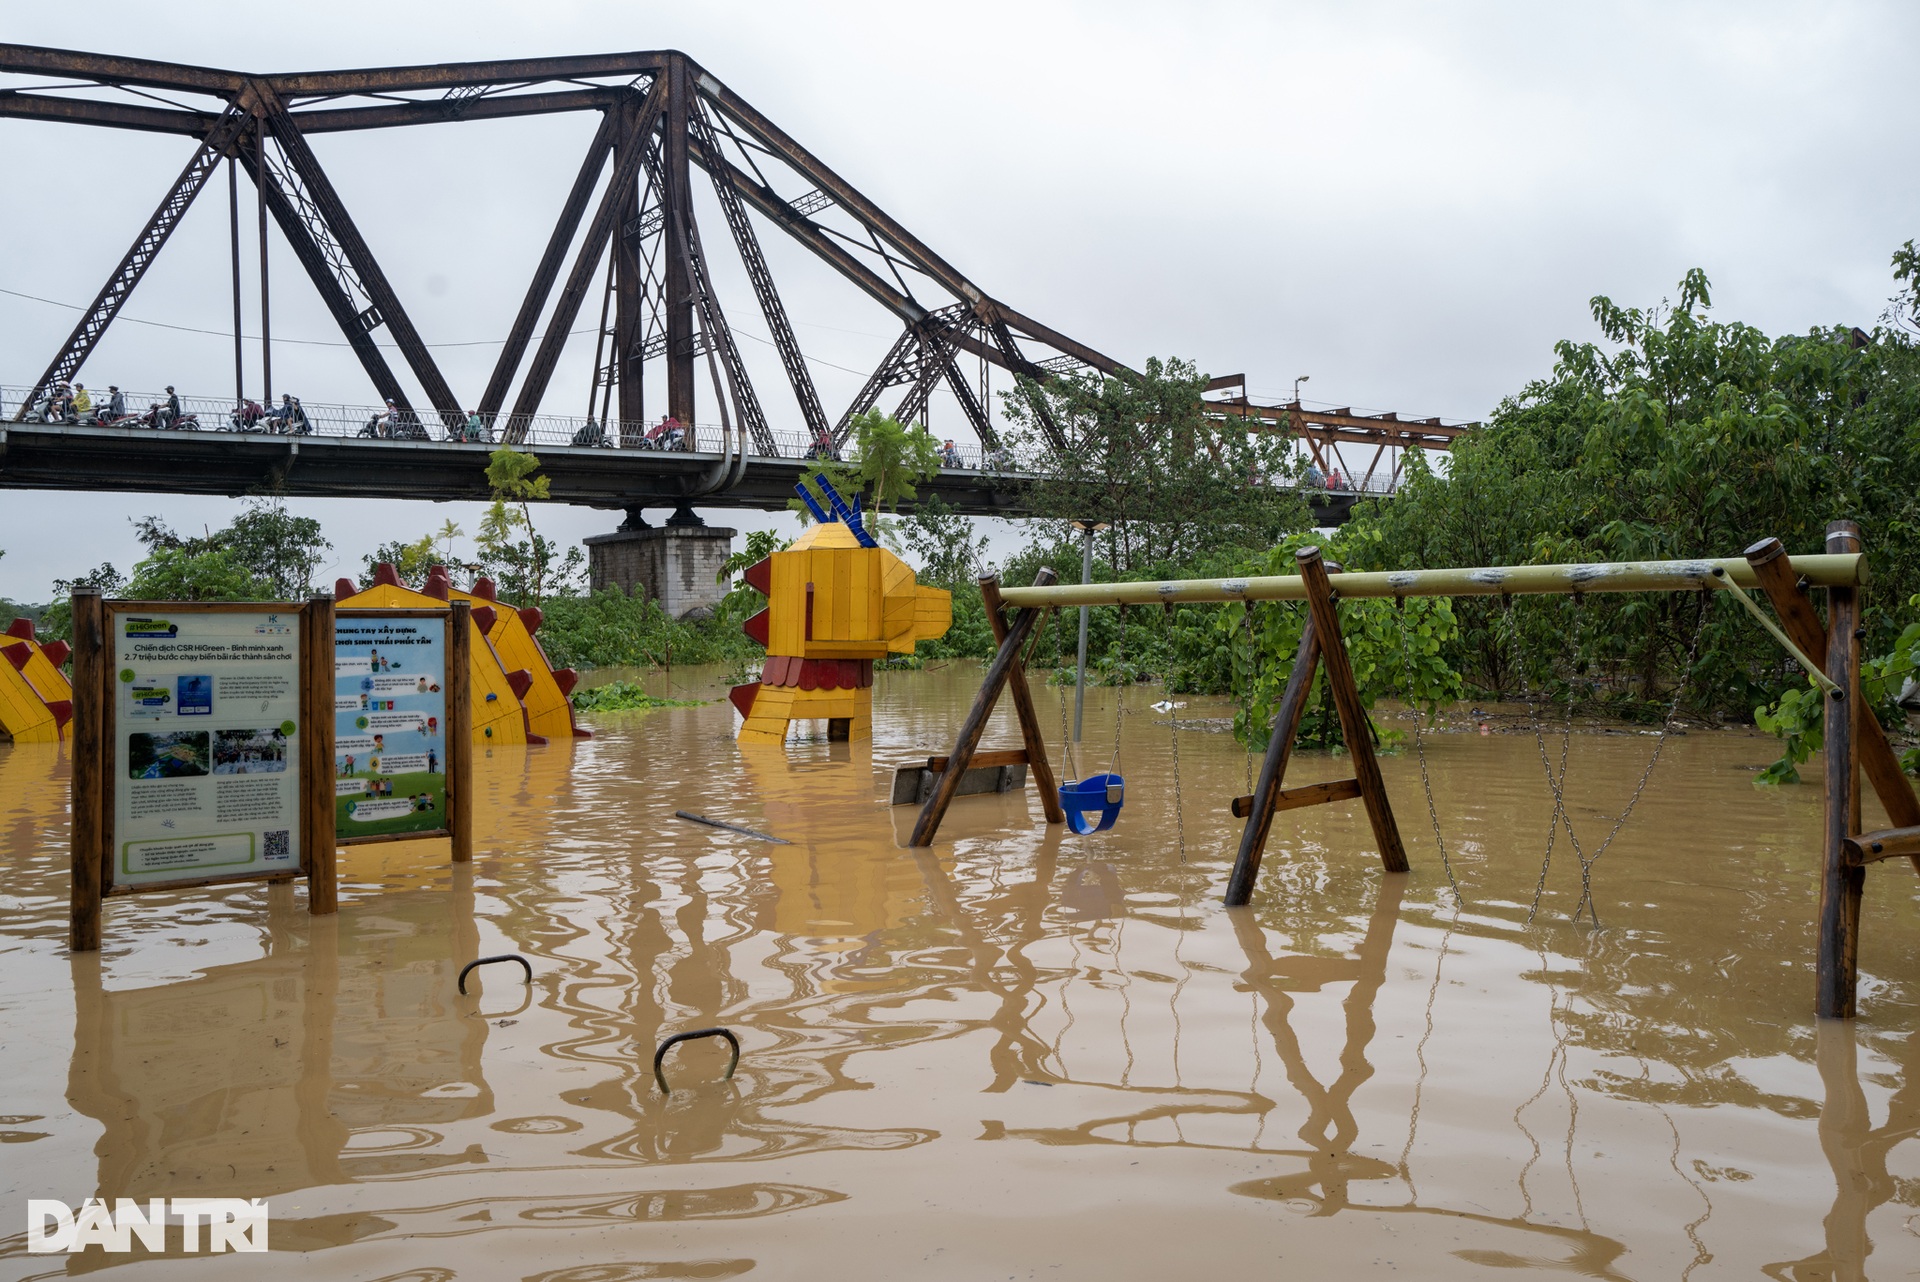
xmin=0 ymin=619 xmax=73 ymax=744
xmin=730 ymin=519 xmax=951 ymax=744
xmin=450 ymin=576 xmax=587 ymax=743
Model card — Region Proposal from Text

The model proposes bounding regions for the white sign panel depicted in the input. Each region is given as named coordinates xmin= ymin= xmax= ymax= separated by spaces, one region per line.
xmin=111 ymin=610 xmax=302 ymax=888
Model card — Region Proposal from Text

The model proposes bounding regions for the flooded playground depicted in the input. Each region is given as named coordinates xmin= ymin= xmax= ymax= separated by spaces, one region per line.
xmin=2 ymin=660 xmax=1918 ymax=1279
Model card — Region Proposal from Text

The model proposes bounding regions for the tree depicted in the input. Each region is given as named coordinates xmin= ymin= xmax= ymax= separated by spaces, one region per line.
xmin=126 ymin=500 xmax=331 ymax=599
xmin=478 ymin=447 xmax=581 ymax=605
xmin=1004 ymin=357 xmax=1306 ymax=576
xmin=902 ymin=495 xmax=988 ymax=590
xmin=1366 ymin=265 xmax=1920 ymax=719
xmin=362 ymin=535 xmax=438 ymax=586
xmin=221 ymin=499 xmax=330 ymax=597
xmin=37 ymin=563 xmax=126 ymax=642
xmin=849 ymin=410 xmax=942 ymax=513
xmin=126 ymin=547 xmax=269 ymax=601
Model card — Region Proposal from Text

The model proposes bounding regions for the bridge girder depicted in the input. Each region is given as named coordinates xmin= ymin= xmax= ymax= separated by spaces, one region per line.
xmin=0 ymin=43 xmax=1127 ymax=461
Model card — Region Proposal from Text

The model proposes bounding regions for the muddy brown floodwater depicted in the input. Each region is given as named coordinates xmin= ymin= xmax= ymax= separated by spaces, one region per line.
xmin=2 ymin=661 xmax=1919 ymax=1279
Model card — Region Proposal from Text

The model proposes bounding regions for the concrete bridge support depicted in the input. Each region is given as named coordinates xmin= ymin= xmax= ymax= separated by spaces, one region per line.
xmin=585 ymin=515 xmax=735 ymax=619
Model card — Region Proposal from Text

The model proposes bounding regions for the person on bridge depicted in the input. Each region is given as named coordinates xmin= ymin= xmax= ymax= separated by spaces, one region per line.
xmin=72 ymin=384 xmax=91 ymax=420
xmin=940 ymin=439 xmax=962 ymax=468
xmin=1328 ymin=468 xmax=1344 ymax=490
xmin=107 ymin=385 xmax=126 ymax=421
xmin=462 ymin=409 xmax=489 ymax=443
xmin=162 ymin=385 xmax=181 ymax=430
xmin=1305 ymin=462 xmax=1325 ymax=488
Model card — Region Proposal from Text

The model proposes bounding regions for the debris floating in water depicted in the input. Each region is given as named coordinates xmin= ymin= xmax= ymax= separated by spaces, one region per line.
xmin=674 ymin=810 xmax=791 ymax=844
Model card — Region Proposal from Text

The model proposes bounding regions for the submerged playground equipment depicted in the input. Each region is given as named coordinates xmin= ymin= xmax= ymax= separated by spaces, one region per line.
xmin=913 ymin=522 xmax=1918 ymax=1020
xmin=335 ymin=565 xmax=590 ymax=747
xmin=731 ymin=478 xmax=951 ymax=743
xmin=0 ymin=617 xmax=72 ymax=743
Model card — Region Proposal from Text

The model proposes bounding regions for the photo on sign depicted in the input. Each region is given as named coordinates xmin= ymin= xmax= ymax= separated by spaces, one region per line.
xmin=128 ymin=730 xmax=210 ymax=780
xmin=176 ymin=674 xmax=213 ymax=716
xmin=213 ymin=727 xmax=289 ymax=776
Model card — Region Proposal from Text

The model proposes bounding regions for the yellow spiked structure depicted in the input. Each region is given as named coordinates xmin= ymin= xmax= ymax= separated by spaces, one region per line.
xmin=730 ymin=521 xmax=951 ymax=744
xmin=0 ymin=618 xmax=73 ymax=744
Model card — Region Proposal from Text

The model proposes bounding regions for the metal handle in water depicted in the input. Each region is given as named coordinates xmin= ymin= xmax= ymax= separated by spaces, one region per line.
xmin=653 ymin=1027 xmax=741 ymax=1095
xmin=457 ymin=953 xmax=532 ymax=995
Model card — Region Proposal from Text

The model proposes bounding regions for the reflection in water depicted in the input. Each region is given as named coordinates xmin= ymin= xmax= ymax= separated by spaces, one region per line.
xmin=0 ymin=661 xmax=1916 ymax=1276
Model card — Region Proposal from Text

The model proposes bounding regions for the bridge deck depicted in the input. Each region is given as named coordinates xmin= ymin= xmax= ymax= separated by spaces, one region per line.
xmin=0 ymin=423 xmax=1366 ymax=524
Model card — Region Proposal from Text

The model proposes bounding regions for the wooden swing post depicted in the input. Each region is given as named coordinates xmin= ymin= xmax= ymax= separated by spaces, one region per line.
xmin=1745 ymin=525 xmax=1920 ymax=1019
xmin=1224 ymin=547 xmax=1406 ymax=908
xmin=909 ymin=569 xmax=1060 ymax=847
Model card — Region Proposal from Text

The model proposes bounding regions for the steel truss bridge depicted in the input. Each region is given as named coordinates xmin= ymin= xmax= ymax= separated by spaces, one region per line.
xmin=0 ymin=44 xmax=1471 ymax=523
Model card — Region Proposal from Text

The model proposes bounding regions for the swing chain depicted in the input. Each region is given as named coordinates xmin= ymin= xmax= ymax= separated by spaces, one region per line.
xmin=1394 ymin=597 xmax=1464 ymax=903
xmin=1567 ymin=595 xmax=1709 ymax=922
xmin=1506 ymin=590 xmax=1709 ymax=925
xmin=1163 ymin=601 xmax=1186 ymax=864
xmin=1239 ymin=602 xmax=1257 ymax=794
xmin=1109 ymin=604 xmax=1127 ymax=778
xmin=1058 ymin=662 xmax=1080 ymax=783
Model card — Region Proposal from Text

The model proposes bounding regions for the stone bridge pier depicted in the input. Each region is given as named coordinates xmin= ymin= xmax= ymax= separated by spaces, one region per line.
xmin=584 ymin=506 xmax=735 ymax=620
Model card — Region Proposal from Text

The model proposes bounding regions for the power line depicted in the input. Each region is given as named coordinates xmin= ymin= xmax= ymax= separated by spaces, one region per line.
xmin=3 ymin=283 xmax=886 ymax=380
xmin=0 ymin=285 xmax=591 ymax=350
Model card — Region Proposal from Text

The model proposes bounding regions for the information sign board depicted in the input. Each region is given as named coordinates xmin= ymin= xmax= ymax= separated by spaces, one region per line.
xmin=111 ymin=606 xmax=304 ymax=888
xmin=334 ymin=611 xmax=451 ymax=841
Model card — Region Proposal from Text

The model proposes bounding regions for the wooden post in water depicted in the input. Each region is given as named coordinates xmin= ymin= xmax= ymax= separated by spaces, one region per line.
xmin=447 ymin=599 xmax=474 ymax=863
xmin=1298 ymin=547 xmax=1408 ymax=874
xmin=910 ymin=569 xmax=1057 ymax=847
xmin=68 ymin=588 xmax=105 ymax=952
xmin=304 ymin=595 xmax=339 ymax=915
xmin=981 ymin=578 xmax=1064 ymax=826
xmin=1224 ymin=613 xmax=1321 ymax=907
xmin=1818 ymin=522 xmax=1863 ymax=1019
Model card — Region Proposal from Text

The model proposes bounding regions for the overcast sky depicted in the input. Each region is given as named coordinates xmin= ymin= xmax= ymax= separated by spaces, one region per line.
xmin=2 ymin=1 xmax=1915 ymax=601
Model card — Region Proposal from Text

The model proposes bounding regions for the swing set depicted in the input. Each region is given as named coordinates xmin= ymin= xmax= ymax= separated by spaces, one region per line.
xmin=908 ymin=521 xmax=1919 ymax=1019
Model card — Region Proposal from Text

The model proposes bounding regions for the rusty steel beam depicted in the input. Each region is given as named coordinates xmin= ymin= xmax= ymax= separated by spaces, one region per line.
xmin=0 ymin=91 xmax=209 ymax=135
xmin=990 ymin=301 xmax=1127 ymax=378
xmin=941 ymin=349 xmax=999 ymax=450
xmin=662 ymin=55 xmax=695 ymax=428
xmin=689 ymin=145 xmax=1069 ymax=392
xmin=256 ymin=84 xmax=462 ymax=423
xmin=292 ymin=86 xmax=624 ymax=133
xmin=693 ymin=70 xmax=997 ymax=322
xmin=1207 ymin=400 xmax=1473 ymax=439
xmin=691 ymin=102 xmax=832 ymax=453
xmin=0 ymin=44 xmax=242 ymax=95
xmin=0 ymin=86 xmax=627 ymax=136
xmin=264 ymin=51 xmax=670 ymax=98
xmin=508 ymin=79 xmax=667 ymax=437
xmin=695 ymin=64 xmax=1130 ymax=380
xmin=13 ymin=104 xmax=251 ymax=420
xmin=832 ymin=328 xmax=921 ymax=448
xmin=477 ymin=110 xmax=616 ymax=423
xmin=612 ymin=93 xmax=646 ymax=435
xmin=235 ymin=129 xmax=413 ymax=411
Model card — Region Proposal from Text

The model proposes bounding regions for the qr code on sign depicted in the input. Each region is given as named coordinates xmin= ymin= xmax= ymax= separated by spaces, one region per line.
xmin=264 ymin=830 xmax=290 ymax=862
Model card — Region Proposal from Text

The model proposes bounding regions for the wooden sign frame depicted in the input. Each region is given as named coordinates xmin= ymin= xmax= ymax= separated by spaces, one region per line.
xmin=332 ymin=602 xmax=472 ymax=861
xmin=69 ymin=592 xmax=337 ymax=950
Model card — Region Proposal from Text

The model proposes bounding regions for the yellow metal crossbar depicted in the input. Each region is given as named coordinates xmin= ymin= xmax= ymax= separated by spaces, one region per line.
xmin=995 ymin=554 xmax=1866 ymax=609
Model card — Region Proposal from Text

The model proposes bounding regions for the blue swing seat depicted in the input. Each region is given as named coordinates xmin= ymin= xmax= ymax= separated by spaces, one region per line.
xmin=1059 ymin=773 xmax=1125 ymax=834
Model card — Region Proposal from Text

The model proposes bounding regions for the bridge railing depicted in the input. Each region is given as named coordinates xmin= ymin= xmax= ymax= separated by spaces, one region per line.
xmin=1 ymin=383 xmax=1402 ymax=498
